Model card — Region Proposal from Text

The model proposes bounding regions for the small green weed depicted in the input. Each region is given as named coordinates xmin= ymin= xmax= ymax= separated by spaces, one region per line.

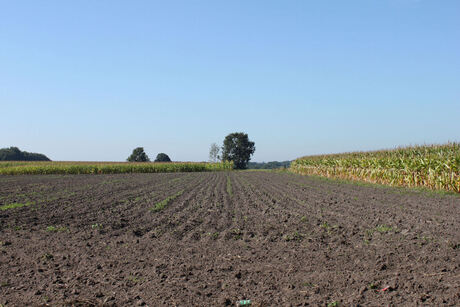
xmin=328 ymin=301 xmax=339 ymax=307
xmin=421 ymin=236 xmax=433 ymax=242
xmin=418 ymin=235 xmax=435 ymax=246
xmin=46 ymin=226 xmax=69 ymax=232
xmin=42 ymin=253 xmax=54 ymax=261
xmin=375 ymin=225 xmax=393 ymax=233
xmin=231 ymin=228 xmax=242 ymax=240
xmin=366 ymin=224 xmax=395 ymax=239
xmin=91 ymin=223 xmax=103 ymax=229
xmin=226 ymin=174 xmax=233 ymax=197
xmin=126 ymin=275 xmax=142 ymax=283
xmin=207 ymin=232 xmax=219 ymax=239
xmin=0 ymin=241 xmax=11 ymax=247
xmin=284 ymin=231 xmax=303 ymax=241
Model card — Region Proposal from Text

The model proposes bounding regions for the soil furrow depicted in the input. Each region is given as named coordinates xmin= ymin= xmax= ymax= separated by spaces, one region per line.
xmin=0 ymin=171 xmax=458 ymax=306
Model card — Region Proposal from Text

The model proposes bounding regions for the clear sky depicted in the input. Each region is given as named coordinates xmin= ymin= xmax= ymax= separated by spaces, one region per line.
xmin=1 ymin=1 xmax=459 ymax=162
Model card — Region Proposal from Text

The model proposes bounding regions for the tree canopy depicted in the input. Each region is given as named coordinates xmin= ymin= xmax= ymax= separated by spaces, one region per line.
xmin=222 ymin=132 xmax=255 ymax=169
xmin=0 ymin=147 xmax=50 ymax=161
xmin=208 ymin=143 xmax=221 ymax=163
xmin=127 ymin=147 xmax=150 ymax=162
xmin=154 ymin=153 xmax=171 ymax=162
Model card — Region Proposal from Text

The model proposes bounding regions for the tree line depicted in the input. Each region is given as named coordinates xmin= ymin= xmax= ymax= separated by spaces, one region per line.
xmin=2 ymin=132 xmax=257 ymax=169
xmin=128 ymin=132 xmax=256 ymax=169
xmin=0 ymin=147 xmax=50 ymax=161
xmin=247 ymin=161 xmax=291 ymax=169
xmin=127 ymin=148 xmax=171 ymax=162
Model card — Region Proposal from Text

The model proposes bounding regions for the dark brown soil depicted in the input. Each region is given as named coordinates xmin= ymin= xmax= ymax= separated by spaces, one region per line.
xmin=0 ymin=171 xmax=459 ymax=306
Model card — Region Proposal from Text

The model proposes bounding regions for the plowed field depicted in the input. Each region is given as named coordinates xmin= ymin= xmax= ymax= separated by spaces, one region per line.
xmin=0 ymin=172 xmax=459 ymax=306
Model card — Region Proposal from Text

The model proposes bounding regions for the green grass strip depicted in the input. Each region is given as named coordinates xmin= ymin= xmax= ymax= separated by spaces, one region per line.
xmin=226 ymin=174 xmax=233 ymax=197
xmin=150 ymin=190 xmax=184 ymax=212
xmin=0 ymin=201 xmax=34 ymax=210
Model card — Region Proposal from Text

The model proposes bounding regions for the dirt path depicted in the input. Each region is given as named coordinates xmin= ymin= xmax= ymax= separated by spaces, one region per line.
xmin=0 ymin=172 xmax=459 ymax=306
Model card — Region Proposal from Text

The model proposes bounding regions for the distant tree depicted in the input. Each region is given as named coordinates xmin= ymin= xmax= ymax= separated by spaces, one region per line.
xmin=0 ymin=147 xmax=50 ymax=161
xmin=222 ymin=132 xmax=255 ymax=169
xmin=127 ymin=147 xmax=150 ymax=162
xmin=247 ymin=161 xmax=291 ymax=169
xmin=155 ymin=153 xmax=171 ymax=162
xmin=208 ymin=143 xmax=221 ymax=163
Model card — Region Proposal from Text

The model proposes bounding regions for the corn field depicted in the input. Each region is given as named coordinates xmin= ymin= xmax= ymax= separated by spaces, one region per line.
xmin=290 ymin=143 xmax=460 ymax=193
xmin=0 ymin=161 xmax=234 ymax=175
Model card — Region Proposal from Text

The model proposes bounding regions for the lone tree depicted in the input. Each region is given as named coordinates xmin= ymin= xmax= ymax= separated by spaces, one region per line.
xmin=127 ymin=147 xmax=150 ymax=162
xmin=208 ymin=143 xmax=221 ymax=163
xmin=155 ymin=153 xmax=171 ymax=162
xmin=222 ymin=132 xmax=255 ymax=169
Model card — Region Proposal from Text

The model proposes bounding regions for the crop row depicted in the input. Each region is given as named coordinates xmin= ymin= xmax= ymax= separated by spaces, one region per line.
xmin=290 ymin=143 xmax=460 ymax=193
xmin=0 ymin=161 xmax=233 ymax=175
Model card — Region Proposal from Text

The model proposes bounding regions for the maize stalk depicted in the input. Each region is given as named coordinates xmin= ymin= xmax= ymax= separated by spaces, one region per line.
xmin=290 ymin=143 xmax=460 ymax=193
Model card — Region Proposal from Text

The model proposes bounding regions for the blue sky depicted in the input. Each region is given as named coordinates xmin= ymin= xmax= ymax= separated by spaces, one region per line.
xmin=1 ymin=0 xmax=459 ymax=162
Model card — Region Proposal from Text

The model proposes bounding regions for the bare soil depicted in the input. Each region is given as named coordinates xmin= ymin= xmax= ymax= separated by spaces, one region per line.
xmin=0 ymin=171 xmax=459 ymax=306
